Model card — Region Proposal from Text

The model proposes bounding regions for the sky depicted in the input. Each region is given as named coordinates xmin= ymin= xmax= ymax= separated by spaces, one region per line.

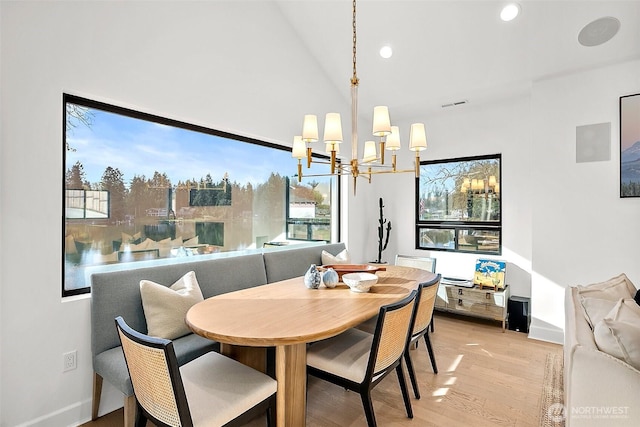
xmin=621 ymin=94 xmax=640 ymax=151
xmin=65 ymin=105 xmax=311 ymax=188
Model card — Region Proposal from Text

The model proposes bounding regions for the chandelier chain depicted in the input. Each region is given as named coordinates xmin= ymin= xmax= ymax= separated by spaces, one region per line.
xmin=351 ymin=0 xmax=359 ymax=85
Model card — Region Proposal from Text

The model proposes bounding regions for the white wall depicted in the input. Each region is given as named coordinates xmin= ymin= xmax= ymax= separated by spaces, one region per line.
xmin=388 ymin=95 xmax=534 ymax=298
xmin=529 ymin=60 xmax=640 ymax=343
xmin=0 ymin=1 xmax=4 ymax=421
xmin=383 ymin=60 xmax=640 ymax=344
xmin=0 ymin=2 xmax=347 ymax=426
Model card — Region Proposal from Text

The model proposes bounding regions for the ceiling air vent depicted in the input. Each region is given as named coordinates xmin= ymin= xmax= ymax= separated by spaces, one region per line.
xmin=441 ymin=100 xmax=468 ymax=108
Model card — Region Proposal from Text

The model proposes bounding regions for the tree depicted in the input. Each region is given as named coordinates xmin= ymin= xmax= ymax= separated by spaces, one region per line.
xmin=127 ymin=175 xmax=151 ymax=219
xmin=101 ymin=166 xmax=127 ymax=222
xmin=66 ymin=161 xmax=89 ymax=189
xmin=65 ymin=103 xmax=94 ymax=152
xmin=254 ymin=173 xmax=285 ymax=228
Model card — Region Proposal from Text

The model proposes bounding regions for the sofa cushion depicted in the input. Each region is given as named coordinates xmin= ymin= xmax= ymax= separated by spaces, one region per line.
xmin=577 ymin=274 xmax=637 ymax=326
xmin=140 ymin=271 xmax=204 ymax=339
xmin=593 ymin=298 xmax=640 ymax=371
xmin=577 ymin=273 xmax=636 ymax=300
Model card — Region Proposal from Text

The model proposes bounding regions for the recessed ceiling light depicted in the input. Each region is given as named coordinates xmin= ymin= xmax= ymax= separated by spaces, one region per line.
xmin=500 ymin=3 xmax=520 ymax=22
xmin=379 ymin=45 xmax=393 ymax=59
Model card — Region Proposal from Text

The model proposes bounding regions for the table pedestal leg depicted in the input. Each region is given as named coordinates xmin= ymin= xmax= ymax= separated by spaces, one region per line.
xmin=275 ymin=343 xmax=307 ymax=427
xmin=219 ymin=343 xmax=267 ymax=373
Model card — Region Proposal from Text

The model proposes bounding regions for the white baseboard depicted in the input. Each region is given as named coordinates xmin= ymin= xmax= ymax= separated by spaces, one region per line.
xmin=528 ymin=323 xmax=564 ymax=345
xmin=13 ymin=389 xmax=123 ymax=427
xmin=13 ymin=399 xmax=91 ymax=427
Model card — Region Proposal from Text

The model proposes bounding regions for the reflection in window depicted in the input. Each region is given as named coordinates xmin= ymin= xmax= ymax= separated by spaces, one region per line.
xmin=63 ymin=94 xmax=339 ymax=296
xmin=65 ymin=189 xmax=110 ymax=218
xmin=416 ymin=154 xmax=501 ymax=254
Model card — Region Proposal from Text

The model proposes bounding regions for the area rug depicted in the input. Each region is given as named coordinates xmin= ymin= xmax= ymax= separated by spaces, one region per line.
xmin=539 ymin=352 xmax=565 ymax=427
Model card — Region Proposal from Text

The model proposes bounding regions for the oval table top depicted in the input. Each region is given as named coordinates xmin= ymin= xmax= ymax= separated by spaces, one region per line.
xmin=186 ymin=265 xmax=435 ymax=346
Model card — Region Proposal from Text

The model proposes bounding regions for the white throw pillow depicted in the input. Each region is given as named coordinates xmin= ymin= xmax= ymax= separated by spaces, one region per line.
xmin=576 ymin=273 xmax=637 ymax=301
xmin=140 ymin=271 xmax=204 ymax=340
xmin=593 ymin=298 xmax=640 ymax=370
xmin=322 ymin=249 xmax=351 ymax=265
xmin=580 ymin=297 xmax=618 ymax=329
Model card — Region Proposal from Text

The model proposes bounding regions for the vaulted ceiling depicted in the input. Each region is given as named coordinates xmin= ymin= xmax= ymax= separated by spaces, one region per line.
xmin=273 ymin=0 xmax=640 ymax=125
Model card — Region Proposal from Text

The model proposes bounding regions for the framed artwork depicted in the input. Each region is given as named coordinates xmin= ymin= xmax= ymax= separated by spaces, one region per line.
xmin=620 ymin=93 xmax=640 ymax=197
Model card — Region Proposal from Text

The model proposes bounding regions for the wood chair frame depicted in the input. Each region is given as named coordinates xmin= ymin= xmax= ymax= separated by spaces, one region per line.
xmin=404 ymin=274 xmax=442 ymax=399
xmin=395 ymin=254 xmax=437 ymax=332
xmin=115 ymin=316 xmax=275 ymax=427
xmin=307 ymin=290 xmax=417 ymax=427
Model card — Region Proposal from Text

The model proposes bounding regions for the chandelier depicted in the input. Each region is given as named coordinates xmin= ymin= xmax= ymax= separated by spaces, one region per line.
xmin=461 ymin=176 xmax=500 ymax=200
xmin=291 ymin=0 xmax=428 ymax=195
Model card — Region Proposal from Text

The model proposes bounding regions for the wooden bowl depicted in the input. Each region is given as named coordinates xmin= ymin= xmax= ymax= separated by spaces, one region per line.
xmin=320 ymin=264 xmax=386 ymax=280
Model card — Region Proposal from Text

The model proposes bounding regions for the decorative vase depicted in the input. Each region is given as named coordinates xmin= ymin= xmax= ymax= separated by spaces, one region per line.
xmin=304 ymin=264 xmax=322 ymax=289
xmin=322 ymin=268 xmax=339 ymax=288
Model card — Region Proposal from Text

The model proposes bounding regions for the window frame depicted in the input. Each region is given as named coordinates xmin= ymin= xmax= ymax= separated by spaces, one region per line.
xmin=415 ymin=153 xmax=502 ymax=255
xmin=62 ymin=94 xmax=340 ymax=297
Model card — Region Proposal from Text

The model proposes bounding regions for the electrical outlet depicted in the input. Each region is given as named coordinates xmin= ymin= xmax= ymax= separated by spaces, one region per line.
xmin=63 ymin=350 xmax=77 ymax=372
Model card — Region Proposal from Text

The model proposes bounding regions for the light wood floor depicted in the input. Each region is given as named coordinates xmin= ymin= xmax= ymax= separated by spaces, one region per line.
xmin=81 ymin=312 xmax=562 ymax=427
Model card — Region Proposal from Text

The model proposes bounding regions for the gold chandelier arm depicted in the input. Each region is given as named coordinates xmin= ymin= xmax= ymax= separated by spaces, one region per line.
xmin=331 ymin=150 xmax=337 ymax=174
xmin=306 ymin=147 xmax=312 ymax=168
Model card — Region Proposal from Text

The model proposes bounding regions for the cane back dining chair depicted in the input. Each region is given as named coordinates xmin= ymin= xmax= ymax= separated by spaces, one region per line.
xmin=306 ymin=290 xmax=418 ymax=427
xmin=404 ymin=274 xmax=442 ymax=399
xmin=115 ymin=316 xmax=277 ymax=427
xmin=395 ymin=254 xmax=437 ymax=332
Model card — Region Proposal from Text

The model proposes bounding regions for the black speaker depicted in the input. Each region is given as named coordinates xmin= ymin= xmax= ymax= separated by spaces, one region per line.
xmin=508 ymin=296 xmax=530 ymax=333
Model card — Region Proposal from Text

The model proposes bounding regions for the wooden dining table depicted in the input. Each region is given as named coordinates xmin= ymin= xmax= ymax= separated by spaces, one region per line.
xmin=185 ymin=265 xmax=435 ymax=427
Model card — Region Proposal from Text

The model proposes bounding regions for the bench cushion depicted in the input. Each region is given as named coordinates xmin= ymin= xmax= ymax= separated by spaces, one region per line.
xmin=95 ymin=332 xmax=218 ymax=395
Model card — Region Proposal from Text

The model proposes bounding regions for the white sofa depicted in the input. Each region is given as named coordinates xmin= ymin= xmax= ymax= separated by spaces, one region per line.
xmin=564 ymin=275 xmax=640 ymax=426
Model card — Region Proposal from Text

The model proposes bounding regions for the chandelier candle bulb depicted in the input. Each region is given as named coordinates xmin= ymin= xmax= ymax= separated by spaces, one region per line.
xmin=363 ymin=140 xmax=377 ymax=163
xmin=302 ymin=114 xmax=319 ymax=142
xmin=372 ymin=106 xmax=391 ymax=136
xmin=409 ymin=123 xmax=427 ymax=151
xmin=292 ymin=136 xmax=306 ymax=159
xmin=325 ymin=142 xmax=340 ymax=155
xmin=292 ymin=135 xmax=306 ymax=182
xmin=385 ymin=126 xmax=401 ymax=150
xmin=323 ymin=113 xmax=343 ymax=143
xmin=386 ymin=126 xmax=401 ymax=170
